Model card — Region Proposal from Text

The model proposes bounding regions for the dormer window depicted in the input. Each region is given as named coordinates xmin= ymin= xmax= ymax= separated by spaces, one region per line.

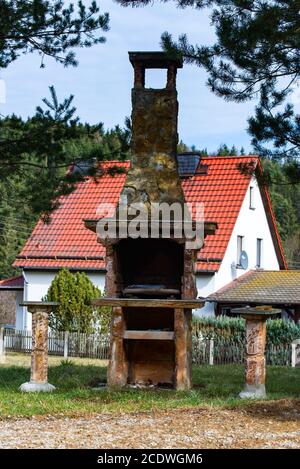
xmin=250 ymin=186 xmax=255 ymax=209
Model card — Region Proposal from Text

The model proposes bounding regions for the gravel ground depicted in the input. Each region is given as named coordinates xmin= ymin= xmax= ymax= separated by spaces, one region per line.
xmin=0 ymin=400 xmax=300 ymax=449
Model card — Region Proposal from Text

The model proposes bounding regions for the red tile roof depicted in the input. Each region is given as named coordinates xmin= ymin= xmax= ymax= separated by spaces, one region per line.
xmin=13 ymin=157 xmax=286 ymax=272
xmin=0 ymin=275 xmax=24 ymax=289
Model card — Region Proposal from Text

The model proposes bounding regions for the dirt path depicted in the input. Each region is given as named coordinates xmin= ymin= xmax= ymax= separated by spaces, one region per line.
xmin=1 ymin=401 xmax=300 ymax=449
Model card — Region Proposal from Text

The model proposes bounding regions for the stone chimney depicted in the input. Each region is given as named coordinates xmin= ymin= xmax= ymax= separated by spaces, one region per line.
xmin=121 ymin=52 xmax=185 ymax=210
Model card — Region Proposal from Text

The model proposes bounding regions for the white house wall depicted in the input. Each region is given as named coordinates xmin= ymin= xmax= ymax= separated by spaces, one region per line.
xmin=196 ymin=178 xmax=280 ymax=315
xmin=215 ymin=177 xmax=279 ymax=289
xmin=22 ymin=270 xmax=106 ymax=330
xmin=195 ymin=274 xmax=215 ymax=316
xmin=15 ymin=290 xmax=25 ymax=330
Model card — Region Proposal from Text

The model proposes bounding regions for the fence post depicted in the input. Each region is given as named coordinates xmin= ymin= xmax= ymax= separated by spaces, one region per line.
xmin=209 ymin=339 xmax=214 ymax=365
xmin=0 ymin=326 xmax=5 ymax=364
xmin=291 ymin=343 xmax=296 ymax=368
xmin=64 ymin=331 xmax=69 ymax=359
xmin=291 ymin=339 xmax=300 ymax=368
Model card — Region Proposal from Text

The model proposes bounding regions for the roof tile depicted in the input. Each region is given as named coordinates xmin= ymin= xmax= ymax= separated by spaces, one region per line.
xmin=13 ymin=157 xmax=285 ymax=272
xmin=208 ymin=270 xmax=300 ymax=305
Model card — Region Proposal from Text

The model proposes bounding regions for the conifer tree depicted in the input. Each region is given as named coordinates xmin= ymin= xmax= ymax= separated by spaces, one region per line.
xmin=45 ymin=268 xmax=110 ymax=333
xmin=118 ymin=0 xmax=300 ymax=181
xmin=0 ymin=1 xmax=109 ymax=68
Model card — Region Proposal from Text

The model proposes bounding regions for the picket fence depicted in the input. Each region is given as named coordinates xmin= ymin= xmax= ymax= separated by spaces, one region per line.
xmin=4 ymin=329 xmax=110 ymax=360
xmin=3 ymin=327 xmax=293 ymax=366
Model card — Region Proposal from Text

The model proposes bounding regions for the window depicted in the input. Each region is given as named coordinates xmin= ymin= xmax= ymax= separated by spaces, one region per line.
xmin=237 ymin=235 xmax=244 ymax=265
xmin=256 ymin=238 xmax=263 ymax=268
xmin=249 ymin=186 xmax=255 ymax=209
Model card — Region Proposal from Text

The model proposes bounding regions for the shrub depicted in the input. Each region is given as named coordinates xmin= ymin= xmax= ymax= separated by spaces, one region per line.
xmin=193 ymin=315 xmax=300 ymax=346
xmin=45 ymin=268 xmax=110 ymax=333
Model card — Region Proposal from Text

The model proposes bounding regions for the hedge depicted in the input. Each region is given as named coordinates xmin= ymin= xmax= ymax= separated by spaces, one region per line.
xmin=192 ymin=315 xmax=300 ymax=347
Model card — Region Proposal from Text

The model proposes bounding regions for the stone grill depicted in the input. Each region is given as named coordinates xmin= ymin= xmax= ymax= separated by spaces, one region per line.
xmin=87 ymin=52 xmax=216 ymax=389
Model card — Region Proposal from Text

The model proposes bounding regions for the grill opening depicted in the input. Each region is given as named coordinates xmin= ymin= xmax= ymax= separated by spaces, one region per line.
xmin=117 ymin=238 xmax=184 ymax=298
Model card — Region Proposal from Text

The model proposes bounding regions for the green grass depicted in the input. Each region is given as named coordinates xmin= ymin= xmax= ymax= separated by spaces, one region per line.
xmin=0 ymin=353 xmax=299 ymax=419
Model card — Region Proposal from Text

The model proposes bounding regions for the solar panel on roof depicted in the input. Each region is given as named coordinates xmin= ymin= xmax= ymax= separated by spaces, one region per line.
xmin=177 ymin=153 xmax=201 ymax=177
xmin=71 ymin=159 xmax=96 ymax=176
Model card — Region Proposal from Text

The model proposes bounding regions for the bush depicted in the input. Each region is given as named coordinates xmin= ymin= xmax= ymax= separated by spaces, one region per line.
xmin=45 ymin=268 xmax=110 ymax=333
xmin=193 ymin=315 xmax=300 ymax=346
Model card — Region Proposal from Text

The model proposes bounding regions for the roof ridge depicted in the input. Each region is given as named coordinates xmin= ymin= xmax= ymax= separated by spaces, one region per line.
xmin=0 ymin=274 xmax=23 ymax=283
xmin=201 ymin=155 xmax=259 ymax=160
xmin=97 ymin=156 xmax=259 ymax=165
xmin=98 ymin=160 xmax=130 ymax=165
xmin=258 ymin=269 xmax=300 ymax=273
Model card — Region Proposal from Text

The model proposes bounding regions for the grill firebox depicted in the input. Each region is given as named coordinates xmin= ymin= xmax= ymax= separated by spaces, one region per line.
xmin=118 ymin=238 xmax=183 ymax=298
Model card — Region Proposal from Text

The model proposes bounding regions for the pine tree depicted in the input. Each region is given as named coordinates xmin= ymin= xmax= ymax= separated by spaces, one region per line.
xmin=0 ymin=1 xmax=109 ymax=68
xmin=0 ymin=87 xmax=130 ymax=216
xmin=119 ymin=1 xmax=300 ymax=182
xmin=217 ymin=144 xmax=230 ymax=156
xmin=0 ymin=180 xmax=36 ymax=278
xmin=0 ymin=111 xmax=130 ymax=278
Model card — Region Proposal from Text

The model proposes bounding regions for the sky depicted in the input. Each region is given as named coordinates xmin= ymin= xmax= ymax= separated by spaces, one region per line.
xmin=0 ymin=0 xmax=259 ymax=153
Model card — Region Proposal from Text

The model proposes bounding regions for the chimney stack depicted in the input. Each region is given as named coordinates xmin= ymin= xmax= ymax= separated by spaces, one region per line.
xmin=120 ymin=52 xmax=185 ymax=209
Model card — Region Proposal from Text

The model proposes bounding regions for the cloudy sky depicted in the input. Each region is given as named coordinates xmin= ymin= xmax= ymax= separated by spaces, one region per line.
xmin=0 ymin=0 xmax=259 ymax=153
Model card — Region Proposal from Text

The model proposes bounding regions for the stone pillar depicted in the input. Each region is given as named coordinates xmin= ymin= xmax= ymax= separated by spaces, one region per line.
xmin=105 ymin=243 xmax=118 ymax=296
xmin=107 ymin=306 xmax=128 ymax=388
xmin=174 ymin=308 xmax=192 ymax=390
xmin=133 ymin=62 xmax=145 ymax=89
xmin=233 ymin=306 xmax=281 ymax=399
xmin=19 ymin=302 xmax=58 ymax=392
xmin=182 ymin=248 xmax=197 ymax=300
xmin=241 ymin=316 xmax=267 ymax=398
xmin=167 ymin=64 xmax=177 ymax=89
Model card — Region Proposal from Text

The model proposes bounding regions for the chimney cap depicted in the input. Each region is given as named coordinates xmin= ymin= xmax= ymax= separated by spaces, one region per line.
xmin=129 ymin=51 xmax=183 ymax=69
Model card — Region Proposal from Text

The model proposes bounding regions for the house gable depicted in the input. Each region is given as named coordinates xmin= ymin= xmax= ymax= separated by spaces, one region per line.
xmin=215 ymin=176 xmax=281 ymax=291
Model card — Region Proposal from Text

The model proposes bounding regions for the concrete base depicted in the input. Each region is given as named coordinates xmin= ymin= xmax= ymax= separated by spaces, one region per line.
xmin=239 ymin=384 xmax=266 ymax=399
xmin=20 ymin=381 xmax=56 ymax=393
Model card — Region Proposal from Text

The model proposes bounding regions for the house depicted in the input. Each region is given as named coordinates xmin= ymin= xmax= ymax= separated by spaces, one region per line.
xmin=208 ymin=269 xmax=300 ymax=321
xmin=12 ymin=155 xmax=286 ymax=330
xmin=0 ymin=276 xmax=24 ymax=329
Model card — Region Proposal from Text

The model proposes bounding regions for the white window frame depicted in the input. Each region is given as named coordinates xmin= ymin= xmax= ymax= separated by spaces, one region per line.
xmin=256 ymin=238 xmax=263 ymax=268
xmin=237 ymin=235 xmax=244 ymax=266
xmin=249 ymin=186 xmax=255 ymax=210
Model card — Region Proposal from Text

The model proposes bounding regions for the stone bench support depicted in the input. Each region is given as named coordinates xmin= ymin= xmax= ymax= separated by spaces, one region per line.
xmin=233 ymin=306 xmax=281 ymax=399
xmin=19 ymin=302 xmax=59 ymax=393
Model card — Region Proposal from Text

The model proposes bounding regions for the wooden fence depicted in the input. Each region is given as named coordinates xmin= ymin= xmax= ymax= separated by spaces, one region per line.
xmin=4 ymin=329 xmax=110 ymax=360
xmin=3 ymin=328 xmax=293 ymax=366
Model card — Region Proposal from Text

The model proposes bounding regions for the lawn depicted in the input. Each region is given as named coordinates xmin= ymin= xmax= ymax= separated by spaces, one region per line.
xmin=0 ymin=352 xmax=299 ymax=419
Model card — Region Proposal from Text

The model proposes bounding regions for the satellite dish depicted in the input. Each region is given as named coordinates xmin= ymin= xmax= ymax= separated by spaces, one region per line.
xmin=240 ymin=250 xmax=249 ymax=270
